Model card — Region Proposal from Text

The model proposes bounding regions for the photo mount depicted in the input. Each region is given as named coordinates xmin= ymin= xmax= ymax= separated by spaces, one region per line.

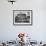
xmin=13 ymin=10 xmax=33 ymax=26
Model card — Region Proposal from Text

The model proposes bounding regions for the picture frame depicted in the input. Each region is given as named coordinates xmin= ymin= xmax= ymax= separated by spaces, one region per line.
xmin=13 ymin=10 xmax=33 ymax=26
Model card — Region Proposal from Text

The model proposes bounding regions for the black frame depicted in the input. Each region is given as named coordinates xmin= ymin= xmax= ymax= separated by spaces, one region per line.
xmin=13 ymin=10 xmax=33 ymax=26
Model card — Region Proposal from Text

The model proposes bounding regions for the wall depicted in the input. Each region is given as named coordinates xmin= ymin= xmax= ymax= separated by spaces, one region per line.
xmin=0 ymin=0 xmax=46 ymax=42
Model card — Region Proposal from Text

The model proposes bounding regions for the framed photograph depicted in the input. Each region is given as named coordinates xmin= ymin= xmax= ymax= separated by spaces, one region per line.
xmin=13 ymin=10 xmax=32 ymax=25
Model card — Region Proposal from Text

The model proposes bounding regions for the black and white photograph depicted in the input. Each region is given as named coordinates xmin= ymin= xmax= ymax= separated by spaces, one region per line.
xmin=13 ymin=10 xmax=32 ymax=25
